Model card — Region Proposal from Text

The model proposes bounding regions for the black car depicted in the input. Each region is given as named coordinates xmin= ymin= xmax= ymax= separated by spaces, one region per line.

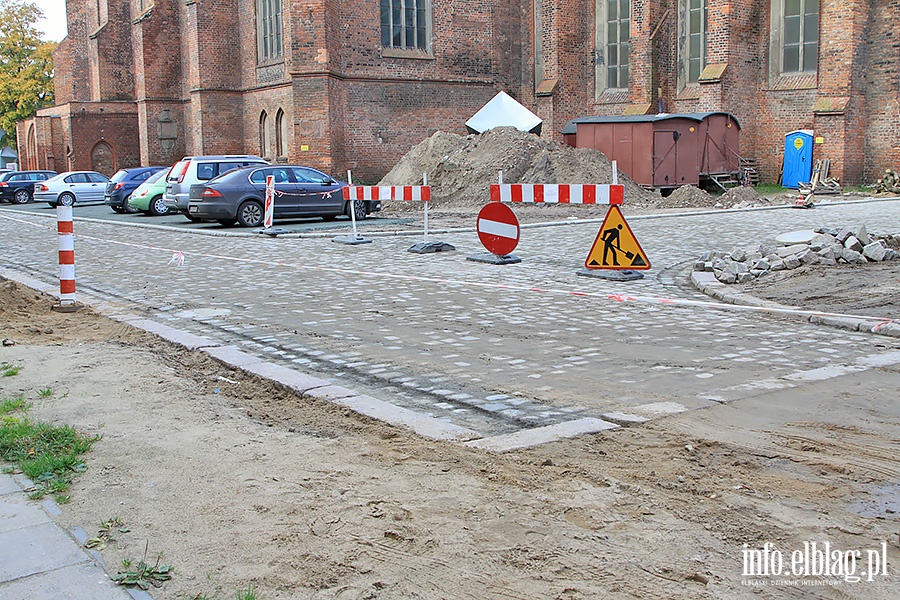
xmin=0 ymin=170 xmax=58 ymax=204
xmin=187 ymin=165 xmax=380 ymax=227
xmin=104 ymin=166 xmax=168 ymax=213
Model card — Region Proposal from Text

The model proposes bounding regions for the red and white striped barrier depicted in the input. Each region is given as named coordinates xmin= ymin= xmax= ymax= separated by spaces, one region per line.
xmin=490 ymin=183 xmax=624 ymax=205
xmin=341 ymin=172 xmax=451 ymax=253
xmin=56 ymin=205 xmax=76 ymax=306
xmin=342 ymin=185 xmax=431 ymax=202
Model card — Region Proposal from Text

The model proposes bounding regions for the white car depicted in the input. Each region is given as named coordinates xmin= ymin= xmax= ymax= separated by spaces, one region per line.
xmin=163 ymin=155 xmax=267 ymax=221
xmin=34 ymin=171 xmax=110 ymax=207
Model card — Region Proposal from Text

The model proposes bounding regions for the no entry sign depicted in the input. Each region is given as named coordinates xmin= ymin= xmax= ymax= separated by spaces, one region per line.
xmin=477 ymin=202 xmax=520 ymax=256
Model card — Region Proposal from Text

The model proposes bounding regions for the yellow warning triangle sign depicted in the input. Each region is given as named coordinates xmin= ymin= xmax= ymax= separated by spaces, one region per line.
xmin=584 ymin=206 xmax=651 ymax=270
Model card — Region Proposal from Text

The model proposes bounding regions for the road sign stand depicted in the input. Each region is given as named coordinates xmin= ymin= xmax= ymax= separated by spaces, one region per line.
xmin=466 ymin=252 xmax=522 ymax=265
xmin=576 ymin=267 xmax=643 ymax=281
xmin=257 ymin=227 xmax=290 ymax=237
xmin=333 ymin=171 xmax=373 ymax=245
xmin=409 ymin=240 xmax=456 ymax=253
xmin=408 ymin=173 xmax=456 ymax=254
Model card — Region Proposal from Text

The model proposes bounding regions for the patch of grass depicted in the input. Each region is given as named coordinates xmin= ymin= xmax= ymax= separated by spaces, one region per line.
xmin=37 ymin=387 xmax=54 ymax=398
xmin=236 ymin=585 xmax=261 ymax=600
xmin=1 ymin=363 xmax=22 ymax=377
xmin=112 ymin=547 xmax=173 ymax=590
xmin=0 ymin=397 xmax=99 ymax=500
xmin=754 ymin=183 xmax=789 ymax=195
xmin=1 ymin=397 xmax=28 ymax=415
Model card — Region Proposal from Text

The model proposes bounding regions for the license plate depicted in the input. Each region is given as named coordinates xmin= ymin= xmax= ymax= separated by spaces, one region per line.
xmin=189 ymin=205 xmax=199 ymax=213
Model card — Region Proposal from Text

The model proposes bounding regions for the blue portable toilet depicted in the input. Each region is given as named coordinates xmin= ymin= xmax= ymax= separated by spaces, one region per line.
xmin=782 ymin=130 xmax=814 ymax=188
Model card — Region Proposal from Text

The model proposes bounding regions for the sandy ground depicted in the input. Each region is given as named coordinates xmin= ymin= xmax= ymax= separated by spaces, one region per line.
xmin=1 ymin=268 xmax=899 ymax=599
xmin=738 ymin=260 xmax=900 ymax=320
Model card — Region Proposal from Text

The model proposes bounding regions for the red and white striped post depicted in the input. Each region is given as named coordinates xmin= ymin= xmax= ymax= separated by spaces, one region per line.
xmin=53 ymin=205 xmax=78 ymax=312
xmin=263 ymin=175 xmax=275 ymax=229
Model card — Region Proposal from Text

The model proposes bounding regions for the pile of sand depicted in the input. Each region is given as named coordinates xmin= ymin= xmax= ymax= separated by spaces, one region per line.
xmin=656 ymin=185 xmax=717 ymax=209
xmin=379 ymin=127 xmax=658 ymax=209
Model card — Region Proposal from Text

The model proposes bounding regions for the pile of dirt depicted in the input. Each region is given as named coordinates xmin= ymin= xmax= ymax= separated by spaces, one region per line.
xmin=656 ymin=185 xmax=718 ymax=209
xmin=379 ymin=127 xmax=659 ymax=210
xmin=656 ymin=185 xmax=792 ymax=211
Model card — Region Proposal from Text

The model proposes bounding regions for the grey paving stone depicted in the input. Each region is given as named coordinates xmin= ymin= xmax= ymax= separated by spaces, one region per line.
xmin=0 ymin=474 xmax=20 ymax=497
xmin=0 ymin=494 xmax=51 ymax=534
xmin=0 ymin=522 xmax=88 ymax=581
xmin=0 ymin=561 xmax=130 ymax=599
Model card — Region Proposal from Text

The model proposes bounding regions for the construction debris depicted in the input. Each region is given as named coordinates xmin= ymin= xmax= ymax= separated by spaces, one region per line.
xmin=799 ymin=159 xmax=842 ymax=195
xmin=693 ymin=225 xmax=899 ymax=284
xmin=874 ymin=168 xmax=900 ymax=194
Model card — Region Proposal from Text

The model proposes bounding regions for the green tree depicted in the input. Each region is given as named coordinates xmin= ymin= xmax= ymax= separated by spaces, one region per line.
xmin=0 ymin=0 xmax=56 ymax=146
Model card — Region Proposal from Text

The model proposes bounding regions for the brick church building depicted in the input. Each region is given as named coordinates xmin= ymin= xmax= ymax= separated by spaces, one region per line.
xmin=15 ymin=0 xmax=899 ymax=186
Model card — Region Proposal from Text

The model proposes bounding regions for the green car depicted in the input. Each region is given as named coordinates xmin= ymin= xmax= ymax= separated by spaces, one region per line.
xmin=126 ymin=168 xmax=170 ymax=215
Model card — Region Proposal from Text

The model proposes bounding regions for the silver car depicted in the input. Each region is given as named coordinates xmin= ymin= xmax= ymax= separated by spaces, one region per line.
xmin=34 ymin=171 xmax=110 ymax=206
xmin=163 ymin=155 xmax=267 ymax=221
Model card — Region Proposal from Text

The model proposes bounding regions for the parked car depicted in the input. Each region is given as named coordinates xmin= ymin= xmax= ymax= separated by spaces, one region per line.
xmin=164 ymin=155 xmax=268 ymax=221
xmin=125 ymin=168 xmax=170 ymax=216
xmin=104 ymin=166 xmax=168 ymax=213
xmin=188 ymin=165 xmax=380 ymax=227
xmin=0 ymin=170 xmax=58 ymax=204
xmin=34 ymin=171 xmax=111 ymax=206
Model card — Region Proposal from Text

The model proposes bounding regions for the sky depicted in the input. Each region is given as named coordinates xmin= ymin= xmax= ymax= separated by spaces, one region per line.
xmin=32 ymin=0 xmax=67 ymax=42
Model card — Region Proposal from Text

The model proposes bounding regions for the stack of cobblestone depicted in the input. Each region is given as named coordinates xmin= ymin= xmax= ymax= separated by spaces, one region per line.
xmin=693 ymin=225 xmax=899 ymax=284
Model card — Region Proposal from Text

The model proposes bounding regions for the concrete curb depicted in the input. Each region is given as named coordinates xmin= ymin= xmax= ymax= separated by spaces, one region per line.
xmin=690 ymin=270 xmax=900 ymax=338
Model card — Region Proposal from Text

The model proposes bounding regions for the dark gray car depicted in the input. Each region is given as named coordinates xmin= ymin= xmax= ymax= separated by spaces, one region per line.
xmin=187 ymin=165 xmax=380 ymax=227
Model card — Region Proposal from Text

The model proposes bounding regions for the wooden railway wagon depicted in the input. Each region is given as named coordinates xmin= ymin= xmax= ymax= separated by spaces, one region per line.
xmin=562 ymin=112 xmax=745 ymax=194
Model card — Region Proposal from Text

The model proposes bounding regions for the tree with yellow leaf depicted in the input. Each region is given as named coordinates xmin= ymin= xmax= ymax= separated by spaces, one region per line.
xmin=0 ymin=0 xmax=55 ymax=146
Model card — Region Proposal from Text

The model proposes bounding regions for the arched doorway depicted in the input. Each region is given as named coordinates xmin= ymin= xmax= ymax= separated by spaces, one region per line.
xmin=91 ymin=141 xmax=114 ymax=175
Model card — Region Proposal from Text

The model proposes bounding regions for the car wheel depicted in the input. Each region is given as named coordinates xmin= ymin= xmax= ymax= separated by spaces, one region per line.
xmin=110 ymin=206 xmax=125 ymax=214
xmin=147 ymin=196 xmax=169 ymax=216
xmin=184 ymin=213 xmax=201 ymax=222
xmin=217 ymin=219 xmax=237 ymax=227
xmin=123 ymin=197 xmax=139 ymax=214
xmin=13 ymin=189 xmax=31 ymax=204
xmin=346 ymin=199 xmax=367 ymax=221
xmin=58 ymin=193 xmax=76 ymax=206
xmin=237 ymin=200 xmax=264 ymax=227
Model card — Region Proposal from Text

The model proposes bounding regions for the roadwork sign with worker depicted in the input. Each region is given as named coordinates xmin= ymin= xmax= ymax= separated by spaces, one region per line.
xmin=584 ymin=206 xmax=651 ymax=270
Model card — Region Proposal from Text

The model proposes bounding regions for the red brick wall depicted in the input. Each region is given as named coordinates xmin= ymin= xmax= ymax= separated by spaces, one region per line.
xmin=859 ymin=1 xmax=900 ymax=182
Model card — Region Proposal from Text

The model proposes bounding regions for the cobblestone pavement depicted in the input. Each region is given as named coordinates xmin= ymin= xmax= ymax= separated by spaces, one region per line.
xmin=2 ymin=199 xmax=899 ymax=440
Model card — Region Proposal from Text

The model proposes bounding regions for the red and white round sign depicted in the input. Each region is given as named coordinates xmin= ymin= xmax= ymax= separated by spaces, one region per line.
xmin=477 ymin=202 xmax=520 ymax=256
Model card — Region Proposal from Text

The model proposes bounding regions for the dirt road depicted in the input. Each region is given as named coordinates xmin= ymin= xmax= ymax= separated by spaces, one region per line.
xmin=1 ymin=276 xmax=898 ymax=599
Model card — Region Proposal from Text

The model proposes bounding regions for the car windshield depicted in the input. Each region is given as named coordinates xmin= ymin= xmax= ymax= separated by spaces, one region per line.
xmin=110 ymin=170 xmax=130 ymax=182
